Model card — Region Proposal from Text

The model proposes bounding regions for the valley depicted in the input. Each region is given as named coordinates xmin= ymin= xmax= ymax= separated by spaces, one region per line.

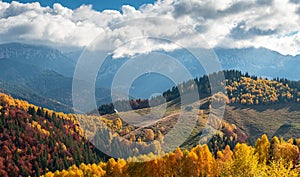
xmin=2 ymin=0 xmax=300 ymax=176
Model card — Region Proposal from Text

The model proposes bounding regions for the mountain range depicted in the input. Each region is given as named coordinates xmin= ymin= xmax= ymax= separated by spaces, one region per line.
xmin=0 ymin=42 xmax=299 ymax=112
xmin=215 ymin=47 xmax=300 ymax=80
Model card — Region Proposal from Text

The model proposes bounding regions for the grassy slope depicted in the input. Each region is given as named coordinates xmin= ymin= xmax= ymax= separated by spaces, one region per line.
xmin=101 ymin=98 xmax=300 ymax=149
xmin=100 ymin=97 xmax=226 ymax=150
xmin=224 ymin=103 xmax=300 ymax=144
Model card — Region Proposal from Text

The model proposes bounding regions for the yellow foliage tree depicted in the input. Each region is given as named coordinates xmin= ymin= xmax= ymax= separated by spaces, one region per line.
xmin=221 ymin=143 xmax=263 ymax=177
xmin=217 ymin=145 xmax=233 ymax=176
xmin=41 ymin=135 xmax=300 ymax=177
xmin=114 ymin=118 xmax=123 ymax=130
xmin=264 ymin=158 xmax=298 ymax=177
xmin=164 ymin=148 xmax=183 ymax=176
xmin=0 ymin=93 xmax=15 ymax=107
xmin=143 ymin=129 xmax=155 ymax=142
xmin=255 ymin=134 xmax=271 ymax=164
xmin=181 ymin=151 xmax=199 ymax=177
xmin=271 ymin=137 xmax=299 ymax=165
xmin=106 ymin=158 xmax=117 ymax=176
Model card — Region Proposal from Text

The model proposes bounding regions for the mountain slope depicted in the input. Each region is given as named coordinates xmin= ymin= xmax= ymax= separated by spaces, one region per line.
xmin=0 ymin=43 xmax=114 ymax=112
xmin=0 ymin=80 xmax=72 ymax=112
xmin=0 ymin=93 xmax=107 ymax=177
xmin=2 ymin=42 xmax=300 ymax=113
xmin=215 ymin=47 xmax=300 ymax=80
xmin=224 ymin=103 xmax=300 ymax=145
xmin=0 ymin=43 xmax=77 ymax=112
xmin=73 ymin=47 xmax=300 ymax=100
xmin=0 ymin=43 xmax=75 ymax=77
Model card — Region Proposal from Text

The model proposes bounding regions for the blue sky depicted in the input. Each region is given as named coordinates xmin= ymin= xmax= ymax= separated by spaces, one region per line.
xmin=2 ymin=0 xmax=157 ymax=11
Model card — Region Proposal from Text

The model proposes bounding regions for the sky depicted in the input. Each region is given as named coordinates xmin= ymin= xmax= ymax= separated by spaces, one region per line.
xmin=2 ymin=0 xmax=156 ymax=11
xmin=0 ymin=0 xmax=300 ymax=57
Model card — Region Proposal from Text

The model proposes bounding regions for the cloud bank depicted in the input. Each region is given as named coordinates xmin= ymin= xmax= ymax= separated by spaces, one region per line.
xmin=0 ymin=0 xmax=300 ymax=57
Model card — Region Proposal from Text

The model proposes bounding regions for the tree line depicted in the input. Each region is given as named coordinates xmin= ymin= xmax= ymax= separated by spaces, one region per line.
xmin=42 ymin=134 xmax=300 ymax=177
xmin=98 ymin=70 xmax=300 ymax=115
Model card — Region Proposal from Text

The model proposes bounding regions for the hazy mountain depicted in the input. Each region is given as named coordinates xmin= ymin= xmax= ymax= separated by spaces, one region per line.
xmin=67 ymin=47 xmax=300 ymax=84
xmin=95 ymin=50 xmax=206 ymax=99
xmin=1 ymin=42 xmax=300 ymax=112
xmin=215 ymin=47 xmax=300 ymax=80
xmin=0 ymin=79 xmax=73 ymax=112
xmin=0 ymin=42 xmax=75 ymax=77
xmin=94 ymin=47 xmax=300 ymax=99
xmin=0 ymin=43 xmax=76 ymax=111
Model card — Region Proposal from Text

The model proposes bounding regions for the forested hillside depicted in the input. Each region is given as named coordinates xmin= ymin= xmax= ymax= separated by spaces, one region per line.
xmin=226 ymin=76 xmax=300 ymax=105
xmin=2 ymin=70 xmax=300 ymax=177
xmin=0 ymin=92 xmax=245 ymax=176
xmin=42 ymin=134 xmax=300 ymax=177
xmin=98 ymin=70 xmax=300 ymax=115
xmin=0 ymin=94 xmax=107 ymax=177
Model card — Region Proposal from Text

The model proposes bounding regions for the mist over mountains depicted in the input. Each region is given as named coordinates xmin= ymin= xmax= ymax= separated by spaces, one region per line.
xmin=215 ymin=47 xmax=300 ymax=81
xmin=0 ymin=42 xmax=299 ymax=112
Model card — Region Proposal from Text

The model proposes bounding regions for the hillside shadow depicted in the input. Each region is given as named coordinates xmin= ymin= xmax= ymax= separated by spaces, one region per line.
xmin=229 ymin=103 xmax=300 ymax=112
xmin=273 ymin=123 xmax=293 ymax=137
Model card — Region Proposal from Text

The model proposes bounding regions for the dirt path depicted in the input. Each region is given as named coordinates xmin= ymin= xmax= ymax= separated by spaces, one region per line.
xmin=122 ymin=112 xmax=181 ymax=138
xmin=122 ymin=97 xmax=211 ymax=138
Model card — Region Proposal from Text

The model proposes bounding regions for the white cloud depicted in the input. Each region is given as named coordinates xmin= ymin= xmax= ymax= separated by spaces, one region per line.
xmin=0 ymin=0 xmax=300 ymax=56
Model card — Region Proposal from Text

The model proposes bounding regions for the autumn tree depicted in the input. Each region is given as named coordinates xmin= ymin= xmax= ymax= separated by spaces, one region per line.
xmin=221 ymin=143 xmax=262 ymax=176
xmin=217 ymin=145 xmax=233 ymax=176
xmin=113 ymin=117 xmax=123 ymax=130
xmin=270 ymin=136 xmax=299 ymax=165
xmin=255 ymin=134 xmax=271 ymax=164
xmin=264 ymin=158 xmax=298 ymax=177
xmin=143 ymin=129 xmax=155 ymax=142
